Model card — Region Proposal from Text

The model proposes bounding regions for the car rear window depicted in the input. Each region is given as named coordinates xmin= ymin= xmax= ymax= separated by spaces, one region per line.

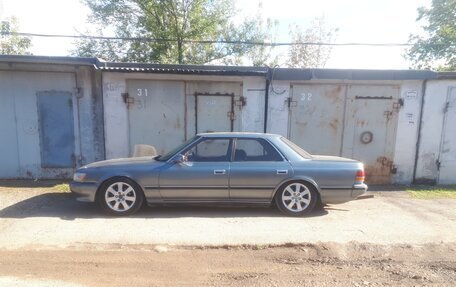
xmin=280 ymin=137 xmax=312 ymax=159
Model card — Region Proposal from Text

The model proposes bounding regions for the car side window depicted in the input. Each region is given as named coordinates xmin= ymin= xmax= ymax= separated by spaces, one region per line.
xmin=234 ymin=138 xmax=283 ymax=162
xmin=185 ymin=138 xmax=231 ymax=162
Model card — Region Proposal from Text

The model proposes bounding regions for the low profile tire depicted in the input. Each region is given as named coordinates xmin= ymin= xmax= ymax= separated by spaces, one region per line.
xmin=275 ymin=181 xmax=318 ymax=216
xmin=98 ymin=177 xmax=144 ymax=216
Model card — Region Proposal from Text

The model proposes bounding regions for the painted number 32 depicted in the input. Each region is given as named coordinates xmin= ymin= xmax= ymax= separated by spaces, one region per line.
xmin=137 ymin=88 xmax=148 ymax=97
xmin=300 ymin=93 xmax=312 ymax=101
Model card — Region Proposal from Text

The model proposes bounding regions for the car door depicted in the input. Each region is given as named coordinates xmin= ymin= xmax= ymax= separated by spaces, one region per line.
xmin=158 ymin=137 xmax=232 ymax=201
xmin=229 ymin=138 xmax=293 ymax=201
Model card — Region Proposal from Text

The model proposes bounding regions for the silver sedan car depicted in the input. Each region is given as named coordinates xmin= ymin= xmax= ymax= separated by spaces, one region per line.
xmin=70 ymin=133 xmax=367 ymax=216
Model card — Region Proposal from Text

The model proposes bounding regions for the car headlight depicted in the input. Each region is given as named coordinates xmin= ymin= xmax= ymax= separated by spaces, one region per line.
xmin=73 ymin=172 xmax=87 ymax=182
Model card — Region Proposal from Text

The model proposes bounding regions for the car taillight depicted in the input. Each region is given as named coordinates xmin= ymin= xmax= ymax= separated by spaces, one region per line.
xmin=355 ymin=169 xmax=365 ymax=183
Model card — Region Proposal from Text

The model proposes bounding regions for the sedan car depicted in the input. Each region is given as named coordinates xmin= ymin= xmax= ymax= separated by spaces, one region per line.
xmin=70 ymin=132 xmax=367 ymax=216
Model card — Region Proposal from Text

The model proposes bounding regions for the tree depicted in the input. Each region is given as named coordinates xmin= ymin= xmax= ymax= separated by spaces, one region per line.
xmin=0 ymin=17 xmax=32 ymax=55
xmin=407 ymin=0 xmax=456 ymax=70
xmin=287 ymin=17 xmax=337 ymax=68
xmin=74 ymin=0 xmax=268 ymax=64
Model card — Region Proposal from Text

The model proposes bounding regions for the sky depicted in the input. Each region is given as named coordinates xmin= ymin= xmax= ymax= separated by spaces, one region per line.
xmin=0 ymin=0 xmax=431 ymax=69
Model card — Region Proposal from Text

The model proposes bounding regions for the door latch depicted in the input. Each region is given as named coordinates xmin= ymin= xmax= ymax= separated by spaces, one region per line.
xmin=227 ymin=111 xmax=236 ymax=120
xmin=286 ymin=97 xmax=297 ymax=108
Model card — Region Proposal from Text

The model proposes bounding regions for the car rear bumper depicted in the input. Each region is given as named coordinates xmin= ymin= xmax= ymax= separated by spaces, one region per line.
xmin=319 ymin=183 xmax=368 ymax=204
xmin=70 ymin=181 xmax=97 ymax=202
xmin=351 ymin=183 xmax=368 ymax=198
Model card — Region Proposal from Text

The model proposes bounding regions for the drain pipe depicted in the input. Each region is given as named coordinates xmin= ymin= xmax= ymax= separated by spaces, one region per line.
xmin=412 ymin=79 xmax=428 ymax=183
xmin=264 ymin=78 xmax=270 ymax=133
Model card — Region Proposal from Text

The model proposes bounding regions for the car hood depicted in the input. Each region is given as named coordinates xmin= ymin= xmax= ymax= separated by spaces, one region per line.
xmin=312 ymin=155 xmax=357 ymax=162
xmin=84 ymin=156 xmax=158 ymax=168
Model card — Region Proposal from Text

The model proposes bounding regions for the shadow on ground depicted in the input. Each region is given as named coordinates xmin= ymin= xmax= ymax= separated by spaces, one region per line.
xmin=0 ymin=193 xmax=328 ymax=220
xmin=0 ymin=180 xmax=70 ymax=188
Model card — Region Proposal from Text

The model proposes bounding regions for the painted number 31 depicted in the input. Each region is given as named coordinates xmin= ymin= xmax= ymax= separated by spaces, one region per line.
xmin=137 ymin=88 xmax=148 ymax=97
xmin=300 ymin=93 xmax=312 ymax=101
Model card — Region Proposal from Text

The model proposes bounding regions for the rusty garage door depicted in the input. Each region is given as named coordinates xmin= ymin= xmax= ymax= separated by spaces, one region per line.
xmin=289 ymin=84 xmax=346 ymax=155
xmin=185 ymin=82 xmax=242 ymax=136
xmin=438 ymin=87 xmax=456 ymax=184
xmin=342 ymin=85 xmax=400 ymax=184
xmin=127 ymin=80 xmax=185 ymax=156
xmin=289 ymin=84 xmax=400 ymax=185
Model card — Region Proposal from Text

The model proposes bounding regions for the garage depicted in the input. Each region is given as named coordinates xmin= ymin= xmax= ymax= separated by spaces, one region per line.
xmin=0 ymin=56 xmax=105 ymax=179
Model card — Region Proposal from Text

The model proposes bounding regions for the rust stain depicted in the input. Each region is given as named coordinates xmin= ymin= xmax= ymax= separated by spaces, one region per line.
xmin=329 ymin=119 xmax=339 ymax=132
xmin=174 ymin=117 xmax=182 ymax=129
xmin=364 ymin=157 xmax=393 ymax=185
xmin=326 ymin=85 xmax=344 ymax=103
xmin=356 ymin=119 xmax=368 ymax=127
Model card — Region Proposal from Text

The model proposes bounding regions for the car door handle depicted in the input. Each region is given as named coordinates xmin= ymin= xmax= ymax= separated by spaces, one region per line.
xmin=277 ymin=170 xmax=288 ymax=175
xmin=214 ymin=170 xmax=226 ymax=175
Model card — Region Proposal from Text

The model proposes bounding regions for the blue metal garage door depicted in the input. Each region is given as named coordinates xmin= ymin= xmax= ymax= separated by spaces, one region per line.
xmin=37 ymin=91 xmax=75 ymax=168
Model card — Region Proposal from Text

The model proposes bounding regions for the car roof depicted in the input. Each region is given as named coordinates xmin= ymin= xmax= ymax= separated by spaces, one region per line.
xmin=196 ymin=132 xmax=282 ymax=139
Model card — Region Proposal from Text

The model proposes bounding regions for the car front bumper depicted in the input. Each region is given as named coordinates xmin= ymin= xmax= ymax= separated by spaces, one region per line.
xmin=70 ymin=181 xmax=98 ymax=202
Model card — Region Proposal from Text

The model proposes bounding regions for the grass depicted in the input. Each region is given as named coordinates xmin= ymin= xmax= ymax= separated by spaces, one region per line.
xmin=406 ymin=185 xmax=456 ymax=199
xmin=52 ymin=183 xmax=70 ymax=192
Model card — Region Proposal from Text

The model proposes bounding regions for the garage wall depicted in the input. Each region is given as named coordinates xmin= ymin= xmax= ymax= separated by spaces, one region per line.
xmin=266 ymin=79 xmax=424 ymax=184
xmin=0 ymin=63 xmax=104 ymax=179
xmin=392 ymin=81 xmax=423 ymax=184
xmin=415 ymin=80 xmax=456 ymax=184
xmin=102 ymin=73 xmax=267 ymax=159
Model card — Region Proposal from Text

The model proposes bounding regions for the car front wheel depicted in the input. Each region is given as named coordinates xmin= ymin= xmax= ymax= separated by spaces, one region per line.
xmin=275 ymin=181 xmax=317 ymax=216
xmin=98 ymin=177 xmax=144 ymax=216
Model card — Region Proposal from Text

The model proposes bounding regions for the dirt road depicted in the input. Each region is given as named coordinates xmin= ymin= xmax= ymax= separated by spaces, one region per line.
xmin=1 ymin=242 xmax=455 ymax=287
xmin=1 ymin=183 xmax=455 ymax=286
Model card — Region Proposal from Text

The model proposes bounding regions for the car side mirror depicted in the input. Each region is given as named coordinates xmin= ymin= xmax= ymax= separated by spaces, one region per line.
xmin=173 ymin=154 xmax=187 ymax=164
xmin=173 ymin=154 xmax=191 ymax=166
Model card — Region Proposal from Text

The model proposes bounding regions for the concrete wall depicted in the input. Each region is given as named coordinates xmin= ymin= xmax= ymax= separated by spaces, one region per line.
xmin=392 ymin=81 xmax=423 ymax=184
xmin=0 ymin=63 xmax=103 ymax=179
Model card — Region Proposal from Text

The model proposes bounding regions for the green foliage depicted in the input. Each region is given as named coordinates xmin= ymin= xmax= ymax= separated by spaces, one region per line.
xmin=52 ymin=183 xmax=70 ymax=192
xmin=74 ymin=0 xmax=269 ymax=64
xmin=407 ymin=185 xmax=456 ymax=199
xmin=287 ymin=17 xmax=337 ymax=68
xmin=407 ymin=0 xmax=456 ymax=70
xmin=0 ymin=16 xmax=32 ymax=55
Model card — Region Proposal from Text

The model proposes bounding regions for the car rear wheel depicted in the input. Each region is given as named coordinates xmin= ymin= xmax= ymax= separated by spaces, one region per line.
xmin=98 ymin=177 xmax=144 ymax=216
xmin=275 ymin=181 xmax=317 ymax=216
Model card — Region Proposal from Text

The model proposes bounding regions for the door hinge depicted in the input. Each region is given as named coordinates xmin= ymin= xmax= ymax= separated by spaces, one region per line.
xmin=234 ymin=96 xmax=246 ymax=108
xmin=73 ymin=87 xmax=83 ymax=99
xmin=286 ymin=97 xmax=297 ymax=108
xmin=436 ymin=159 xmax=441 ymax=170
xmin=390 ymin=165 xmax=397 ymax=174
xmin=384 ymin=111 xmax=393 ymax=119
xmin=122 ymin=92 xmax=134 ymax=107
xmin=227 ymin=111 xmax=236 ymax=120
xmin=443 ymin=102 xmax=450 ymax=113
xmin=393 ymin=98 xmax=404 ymax=111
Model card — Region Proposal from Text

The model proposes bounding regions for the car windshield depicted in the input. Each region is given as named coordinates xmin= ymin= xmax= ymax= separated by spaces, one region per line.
xmin=156 ymin=136 xmax=199 ymax=161
xmin=280 ymin=137 xmax=312 ymax=159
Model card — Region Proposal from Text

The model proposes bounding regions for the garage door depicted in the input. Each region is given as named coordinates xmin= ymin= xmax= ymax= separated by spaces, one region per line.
xmin=0 ymin=71 xmax=76 ymax=178
xmin=438 ymin=87 xmax=456 ymax=184
xmin=127 ymin=80 xmax=186 ymax=156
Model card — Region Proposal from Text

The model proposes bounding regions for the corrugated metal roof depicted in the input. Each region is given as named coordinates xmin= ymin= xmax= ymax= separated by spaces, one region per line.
xmin=437 ymin=72 xmax=456 ymax=79
xmin=0 ymin=55 xmax=99 ymax=66
xmin=98 ymin=62 xmax=268 ymax=76
xmin=0 ymin=54 xmax=446 ymax=80
xmin=271 ymin=68 xmax=438 ymax=81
